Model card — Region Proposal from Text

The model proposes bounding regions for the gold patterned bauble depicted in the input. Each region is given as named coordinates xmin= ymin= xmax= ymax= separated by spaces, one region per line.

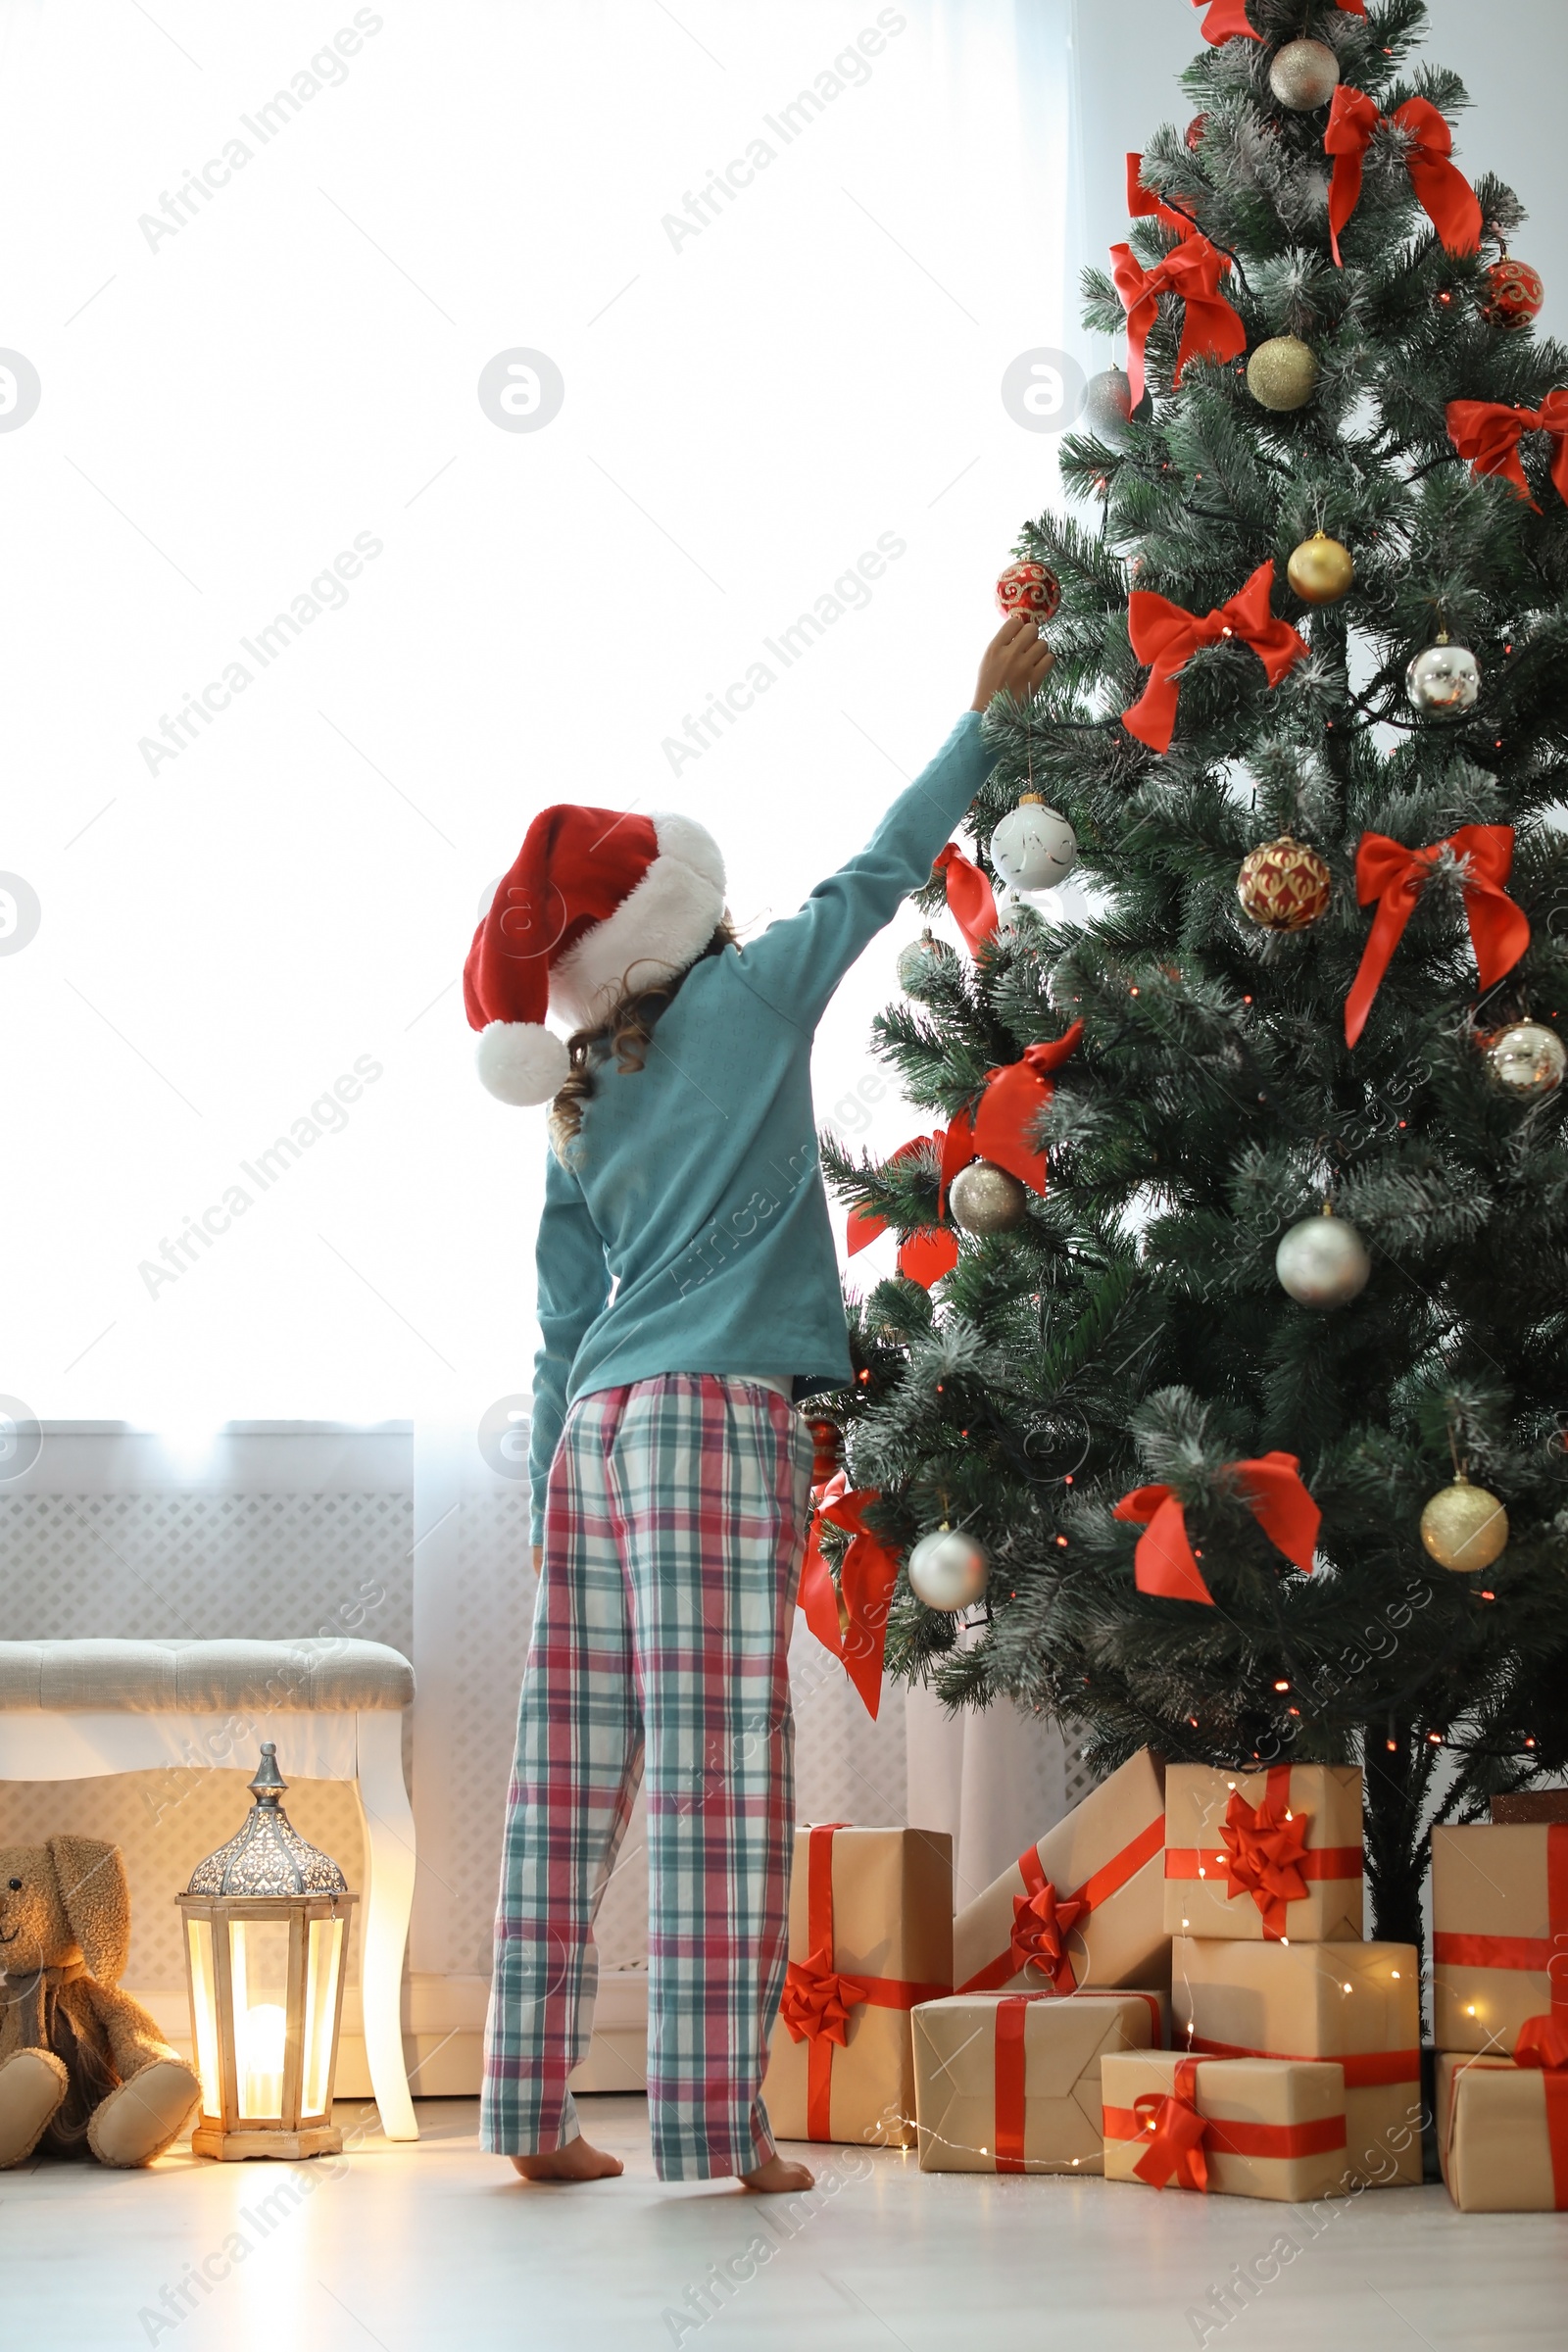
xmin=1287 ymin=532 xmax=1354 ymax=606
xmin=949 ymin=1159 xmax=1030 ymax=1235
xmin=1420 ymin=1475 xmax=1509 ymax=1573
xmin=1268 ymin=38 xmax=1341 ymax=112
xmin=1236 ymin=836 xmax=1333 ymax=932
xmin=1485 ymin=1020 xmax=1567 ymax=1097
xmin=1247 ymin=336 xmax=1319 ymax=413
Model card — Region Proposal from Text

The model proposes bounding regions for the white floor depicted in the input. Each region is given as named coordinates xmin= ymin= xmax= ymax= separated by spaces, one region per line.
xmin=9 ymin=2095 xmax=1565 ymax=2352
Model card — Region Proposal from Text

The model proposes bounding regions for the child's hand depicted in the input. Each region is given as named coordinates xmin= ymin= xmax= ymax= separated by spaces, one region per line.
xmin=971 ymin=613 xmax=1055 ymax=710
xmin=532 ymin=1544 xmax=544 ymax=1576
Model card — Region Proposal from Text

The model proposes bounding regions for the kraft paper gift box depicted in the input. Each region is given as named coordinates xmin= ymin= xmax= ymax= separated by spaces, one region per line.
xmin=912 ymin=1989 xmax=1160 ymax=2175
xmin=1432 ymin=1821 xmax=1568 ymax=2053
xmin=953 ymin=1748 xmax=1167 ymax=1997
xmin=1170 ymin=1935 xmax=1422 ymax=2187
xmin=762 ymin=1825 xmax=952 ymax=2148
xmin=1162 ymin=1763 xmax=1363 ymax=1943
xmin=1102 ymin=2052 xmax=1349 ymax=2202
xmin=1437 ymin=2047 xmax=1568 ymax=2212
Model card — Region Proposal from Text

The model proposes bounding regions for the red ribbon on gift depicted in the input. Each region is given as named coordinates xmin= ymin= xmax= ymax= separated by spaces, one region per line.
xmin=1515 ymin=2011 xmax=1568 ymax=2206
xmin=1121 ymin=562 xmax=1308 ymax=756
xmin=1222 ymin=1765 xmax=1310 ymax=1938
xmin=846 ymin=1133 xmax=961 ymax=1291
xmin=1135 ymin=2058 xmax=1211 ymax=2189
xmin=993 ymin=1992 xmax=1051 ymax=2172
xmin=1127 ymin=152 xmax=1195 ymax=239
xmin=780 ymin=1825 xmax=952 ymax=2139
xmin=1110 ymin=237 xmax=1247 ymax=412
xmin=1344 ymin=826 xmax=1529 ymax=1050
xmin=1010 ymin=1860 xmax=1088 ymax=1991
xmin=1186 ymin=2031 xmax=1419 ymax=2087
xmin=1435 ymin=1822 xmax=1568 ymax=2004
xmin=1447 ymin=394 xmax=1568 ymax=513
xmin=933 ymin=842 xmax=1000 ymax=956
xmin=1325 ymin=87 xmax=1483 ymax=268
xmin=797 ymin=1479 xmax=902 ymax=1719
xmin=1112 ymin=1453 xmax=1320 ymax=1607
xmin=958 ymin=1812 xmax=1165 ymax=1994
xmin=939 ymin=1025 xmax=1084 ymax=1209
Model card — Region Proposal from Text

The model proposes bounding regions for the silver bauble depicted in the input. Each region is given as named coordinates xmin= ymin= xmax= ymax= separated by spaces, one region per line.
xmin=1406 ymin=639 xmax=1481 ymax=713
xmin=897 ymin=930 xmax=958 ymax=996
xmin=1486 ymin=1020 xmax=1567 ymax=1097
xmin=1268 ymin=38 xmax=1340 ymax=112
xmin=906 ymin=1526 xmax=989 ymax=1611
xmin=990 ymin=795 xmax=1079 ymax=891
xmin=1084 ymin=366 xmax=1144 ymax=449
xmin=1275 ymin=1211 xmax=1372 ymax=1308
xmin=950 ymin=1159 xmax=1030 ymax=1235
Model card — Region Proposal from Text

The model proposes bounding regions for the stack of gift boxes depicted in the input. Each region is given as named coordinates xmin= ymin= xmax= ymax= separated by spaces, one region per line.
xmin=760 ymin=1758 xmax=1567 ymax=2206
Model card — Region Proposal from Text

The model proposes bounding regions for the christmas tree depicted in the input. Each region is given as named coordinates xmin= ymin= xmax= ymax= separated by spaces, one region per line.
xmin=821 ymin=0 xmax=1568 ymax=1951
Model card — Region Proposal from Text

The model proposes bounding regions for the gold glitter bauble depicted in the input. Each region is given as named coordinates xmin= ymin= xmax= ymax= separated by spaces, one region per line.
xmin=1247 ymin=337 xmax=1319 ymax=413
xmin=1268 ymin=38 xmax=1341 ymax=112
xmin=1236 ymin=837 xmax=1332 ymax=932
xmin=949 ymin=1160 xmax=1029 ymax=1235
xmin=1287 ymin=532 xmax=1354 ymax=606
xmin=1420 ymin=1476 xmax=1509 ymax=1573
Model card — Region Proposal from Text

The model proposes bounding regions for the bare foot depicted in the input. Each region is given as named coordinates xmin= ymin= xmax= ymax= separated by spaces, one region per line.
xmin=740 ymin=2152 xmax=814 ymax=2193
xmin=509 ymin=2137 xmax=623 ymax=2182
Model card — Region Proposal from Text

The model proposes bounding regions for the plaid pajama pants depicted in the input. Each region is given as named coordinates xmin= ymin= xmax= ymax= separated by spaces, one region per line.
xmin=480 ymin=1374 xmax=813 ymax=2180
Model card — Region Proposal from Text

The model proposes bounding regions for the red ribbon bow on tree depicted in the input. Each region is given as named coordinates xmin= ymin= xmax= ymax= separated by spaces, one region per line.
xmin=1113 ymin=1453 xmax=1320 ymax=1607
xmin=939 ymin=1025 xmax=1085 ymax=1208
xmin=1109 ymin=237 xmax=1246 ymax=413
xmin=1447 ymin=394 xmax=1568 ymax=513
xmin=1122 ymin=562 xmax=1308 ymax=756
xmin=1344 ymin=826 xmax=1530 ymax=1049
xmin=1127 ymin=153 xmax=1194 ymax=239
xmin=1194 ymin=0 xmax=1363 ymax=41
xmin=797 ymin=1476 xmax=903 ymax=1719
xmin=1221 ymin=1778 xmax=1313 ymax=1937
xmin=1009 ymin=1876 xmax=1087 ymax=1988
xmin=846 ymin=1133 xmax=960 ymax=1291
xmin=933 ymin=843 xmax=999 ymax=956
xmin=779 ymin=1945 xmax=869 ymax=2046
xmin=1133 ymin=2059 xmax=1210 ymax=2190
xmin=1325 ymin=87 xmax=1483 ymax=268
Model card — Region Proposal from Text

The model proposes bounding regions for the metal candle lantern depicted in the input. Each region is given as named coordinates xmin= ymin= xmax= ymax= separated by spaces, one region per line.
xmin=178 ymin=1742 xmax=356 ymax=2160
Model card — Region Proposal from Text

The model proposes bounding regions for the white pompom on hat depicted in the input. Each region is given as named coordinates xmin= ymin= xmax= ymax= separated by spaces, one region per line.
xmin=464 ymin=805 xmax=725 ymax=1104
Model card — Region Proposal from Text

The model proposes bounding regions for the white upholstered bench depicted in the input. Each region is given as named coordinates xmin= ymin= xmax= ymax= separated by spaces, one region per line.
xmin=0 ymin=1637 xmax=418 ymax=2140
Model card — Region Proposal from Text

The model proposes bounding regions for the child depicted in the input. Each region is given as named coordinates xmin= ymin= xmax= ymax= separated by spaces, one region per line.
xmin=465 ymin=614 xmax=1050 ymax=2189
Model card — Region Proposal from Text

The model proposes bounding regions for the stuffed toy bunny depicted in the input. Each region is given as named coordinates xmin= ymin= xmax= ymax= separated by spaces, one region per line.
xmin=0 ymin=1835 xmax=200 ymax=2166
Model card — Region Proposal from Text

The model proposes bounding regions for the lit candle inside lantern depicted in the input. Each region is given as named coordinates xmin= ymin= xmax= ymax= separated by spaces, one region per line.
xmin=242 ymin=2003 xmax=288 ymax=2118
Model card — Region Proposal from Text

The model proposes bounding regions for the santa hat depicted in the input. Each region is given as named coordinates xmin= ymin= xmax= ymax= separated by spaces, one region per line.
xmin=464 ymin=805 xmax=725 ymax=1104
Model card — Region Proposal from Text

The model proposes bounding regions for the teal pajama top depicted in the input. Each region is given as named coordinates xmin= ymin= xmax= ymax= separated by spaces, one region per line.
xmin=528 ymin=709 xmax=996 ymax=1539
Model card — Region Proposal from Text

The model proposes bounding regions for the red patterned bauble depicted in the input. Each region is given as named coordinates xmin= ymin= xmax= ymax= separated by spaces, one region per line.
xmin=1185 ymin=113 xmax=1208 ymax=151
xmin=996 ymin=560 xmax=1061 ymax=627
xmin=806 ymin=1416 xmax=844 ymax=1484
xmin=1236 ymin=836 xmax=1332 ymax=932
xmin=1480 ymin=257 xmax=1544 ymax=331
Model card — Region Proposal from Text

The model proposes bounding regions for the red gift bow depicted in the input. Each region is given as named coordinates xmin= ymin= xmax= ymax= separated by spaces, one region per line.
xmin=1325 ymin=87 xmax=1482 ymax=269
xmin=1109 ymin=237 xmax=1247 ymax=413
xmin=797 ymin=1479 xmax=902 ymax=1718
xmin=1133 ymin=2058 xmax=1210 ymax=2189
xmin=1344 ymin=825 xmax=1529 ymax=1050
xmin=1516 ymin=2011 xmax=1568 ymax=2071
xmin=1113 ymin=1451 xmax=1321 ymax=1607
xmin=958 ymin=1814 xmax=1165 ymax=1994
xmin=1221 ymin=1764 xmax=1312 ymax=1938
xmin=1009 ymin=1874 xmax=1087 ymax=1989
xmin=846 ymin=1132 xmax=960 ymax=1291
xmin=1447 ymin=393 xmax=1568 ymax=513
xmin=1127 ymin=152 xmax=1194 ymax=239
xmin=1194 ymin=0 xmax=1364 ymax=40
xmin=1122 ymin=561 xmax=1308 ymax=756
xmin=1515 ymin=2009 xmax=1568 ymax=2205
xmin=939 ymin=1024 xmax=1085 ymax=1208
xmin=933 ymin=842 xmax=999 ymax=956
xmin=781 ymin=1824 xmax=953 ymax=2139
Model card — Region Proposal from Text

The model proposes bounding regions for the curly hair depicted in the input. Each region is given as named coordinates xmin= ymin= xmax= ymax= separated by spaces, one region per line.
xmin=549 ymin=921 xmax=739 ymax=1159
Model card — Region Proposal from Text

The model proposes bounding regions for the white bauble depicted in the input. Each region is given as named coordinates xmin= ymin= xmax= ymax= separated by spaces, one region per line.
xmin=991 ymin=796 xmax=1078 ymax=891
xmin=1275 ymin=1212 xmax=1371 ymax=1308
xmin=1406 ymin=640 xmax=1481 ymax=713
xmin=906 ymin=1527 xmax=989 ymax=1611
